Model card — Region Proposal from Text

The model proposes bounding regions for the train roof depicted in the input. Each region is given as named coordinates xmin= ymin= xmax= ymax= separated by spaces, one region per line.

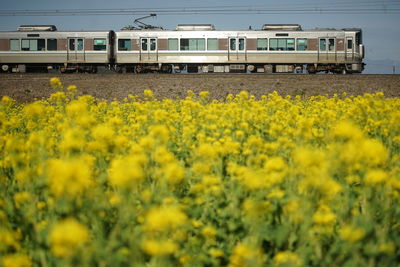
xmin=18 ymin=25 xmax=57 ymax=31
xmin=0 ymin=24 xmax=362 ymax=33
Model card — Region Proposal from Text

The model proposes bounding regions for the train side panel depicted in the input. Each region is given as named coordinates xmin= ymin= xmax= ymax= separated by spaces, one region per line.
xmin=114 ymin=27 xmax=364 ymax=73
xmin=0 ymin=31 xmax=111 ymax=72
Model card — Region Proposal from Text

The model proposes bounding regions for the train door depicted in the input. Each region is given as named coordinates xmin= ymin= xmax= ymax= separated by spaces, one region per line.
xmin=67 ymin=38 xmax=85 ymax=62
xmin=228 ymin=37 xmax=246 ymax=61
xmin=318 ymin=38 xmax=336 ymax=62
xmin=140 ymin=38 xmax=158 ymax=62
xmin=346 ymin=37 xmax=354 ymax=61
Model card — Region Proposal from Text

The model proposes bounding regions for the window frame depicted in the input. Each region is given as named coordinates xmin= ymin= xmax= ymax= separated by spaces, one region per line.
xmin=180 ymin=38 xmax=206 ymax=51
xmin=347 ymin=39 xmax=353 ymax=50
xmin=328 ymin=38 xmax=335 ymax=51
xmin=118 ymin=39 xmax=131 ymax=51
xmin=296 ymin=38 xmax=308 ymax=51
xmin=21 ymin=39 xmax=45 ymax=51
xmin=207 ymin=38 xmax=218 ymax=51
xmin=319 ymin=39 xmax=327 ymax=51
xmin=47 ymin=39 xmax=57 ymax=51
xmin=10 ymin=39 xmax=20 ymax=51
xmin=93 ymin=38 xmax=107 ymax=51
xmin=168 ymin=38 xmax=178 ymax=51
xmin=269 ymin=38 xmax=295 ymax=51
xmin=256 ymin=38 xmax=268 ymax=51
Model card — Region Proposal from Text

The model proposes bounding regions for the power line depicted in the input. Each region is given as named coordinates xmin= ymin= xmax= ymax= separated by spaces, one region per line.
xmin=1 ymin=2 xmax=400 ymax=16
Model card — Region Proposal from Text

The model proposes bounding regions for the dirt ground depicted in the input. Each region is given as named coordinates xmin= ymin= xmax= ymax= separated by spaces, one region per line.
xmin=0 ymin=73 xmax=399 ymax=103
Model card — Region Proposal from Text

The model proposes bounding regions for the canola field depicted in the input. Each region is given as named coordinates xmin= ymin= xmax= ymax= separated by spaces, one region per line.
xmin=1 ymin=78 xmax=400 ymax=266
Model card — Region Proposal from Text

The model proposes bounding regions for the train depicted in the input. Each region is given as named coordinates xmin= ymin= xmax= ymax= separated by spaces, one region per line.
xmin=0 ymin=24 xmax=364 ymax=74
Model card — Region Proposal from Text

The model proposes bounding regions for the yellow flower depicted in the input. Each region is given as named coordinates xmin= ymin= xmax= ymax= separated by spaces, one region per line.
xmin=267 ymin=188 xmax=285 ymax=199
xmin=201 ymin=226 xmax=217 ymax=241
xmin=229 ymin=243 xmax=265 ymax=267
xmin=242 ymin=198 xmax=270 ymax=219
xmin=0 ymin=228 xmax=20 ymax=251
xmin=365 ymin=169 xmax=388 ymax=186
xmin=141 ymin=239 xmax=177 ymax=256
xmin=209 ymin=248 xmax=224 ymax=258
xmin=331 ymin=121 xmax=363 ymax=140
xmin=49 ymin=218 xmax=89 ymax=258
xmin=143 ymin=204 xmax=188 ymax=233
xmin=339 ymin=225 xmax=365 ymax=243
xmin=264 ymin=156 xmax=287 ymax=172
xmin=378 ymin=242 xmax=395 ymax=255
xmin=274 ymin=251 xmax=302 ymax=266
xmin=35 ymin=220 xmax=48 ymax=232
xmin=50 ymin=77 xmax=62 ymax=88
xmin=92 ymin=123 xmax=115 ymax=143
xmin=149 ymin=125 xmax=169 ymax=144
xmin=199 ymin=91 xmax=209 ymax=100
xmin=312 ymin=205 xmax=336 ymax=225
xmin=13 ymin=192 xmax=31 ymax=209
xmin=66 ymin=100 xmax=88 ymax=117
xmin=162 ymin=162 xmax=185 ymax=185
xmin=47 ymin=156 xmax=93 ymax=198
xmin=179 ymin=254 xmax=194 ymax=264
xmin=67 ymin=85 xmax=77 ymax=94
xmin=23 ymin=102 xmax=47 ymax=119
xmin=1 ymin=254 xmax=32 ymax=267
xmin=196 ymin=143 xmax=218 ymax=159
xmin=108 ymin=155 xmax=145 ymax=188
xmin=359 ymin=138 xmax=388 ymax=166
xmin=143 ymin=89 xmax=154 ymax=99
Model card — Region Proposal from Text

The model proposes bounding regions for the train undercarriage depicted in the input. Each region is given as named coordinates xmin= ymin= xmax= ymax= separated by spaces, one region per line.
xmin=114 ymin=62 xmax=364 ymax=74
xmin=1 ymin=62 xmax=364 ymax=74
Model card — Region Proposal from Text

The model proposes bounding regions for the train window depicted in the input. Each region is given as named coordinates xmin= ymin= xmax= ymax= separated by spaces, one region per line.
xmin=94 ymin=39 xmax=107 ymax=51
xmin=38 ymin=39 xmax=45 ymax=50
xmin=168 ymin=39 xmax=178 ymax=50
xmin=10 ymin=39 xmax=20 ymax=51
xmin=118 ymin=39 xmax=131 ymax=51
xmin=77 ymin=39 xmax=83 ymax=51
xmin=180 ymin=39 xmax=205 ymax=51
xmin=355 ymin=32 xmax=362 ymax=45
xmin=47 ymin=39 xmax=57 ymax=51
xmin=328 ymin=39 xmax=335 ymax=51
xmin=297 ymin=39 xmax=308 ymax=51
xmin=238 ymin=38 xmax=245 ymax=51
xmin=207 ymin=38 xmax=217 ymax=50
xmin=230 ymin=39 xmax=236 ymax=50
xmin=141 ymin=39 xmax=148 ymax=51
xmin=269 ymin=38 xmax=295 ymax=51
xmin=347 ymin=39 xmax=353 ymax=49
xmin=269 ymin=39 xmax=277 ymax=51
xmin=277 ymin=39 xmax=286 ymax=50
xmin=21 ymin=39 xmax=45 ymax=51
xmin=150 ymin=39 xmax=156 ymax=51
xmin=257 ymin=38 xmax=268 ymax=51
xmin=197 ymin=39 xmax=205 ymax=50
xmin=319 ymin=39 xmax=326 ymax=51
xmin=69 ymin=39 xmax=75 ymax=50
xmin=287 ymin=39 xmax=295 ymax=50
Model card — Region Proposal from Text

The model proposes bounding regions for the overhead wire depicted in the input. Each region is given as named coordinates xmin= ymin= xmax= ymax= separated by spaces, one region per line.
xmin=1 ymin=1 xmax=400 ymax=16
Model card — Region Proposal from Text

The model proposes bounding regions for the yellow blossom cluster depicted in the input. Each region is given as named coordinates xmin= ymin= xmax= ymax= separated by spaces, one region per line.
xmin=0 ymin=79 xmax=400 ymax=266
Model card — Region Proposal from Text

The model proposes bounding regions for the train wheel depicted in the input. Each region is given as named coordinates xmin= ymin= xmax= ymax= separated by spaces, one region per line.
xmin=307 ymin=65 xmax=317 ymax=74
xmin=134 ymin=65 xmax=142 ymax=74
xmin=1 ymin=65 xmax=10 ymax=72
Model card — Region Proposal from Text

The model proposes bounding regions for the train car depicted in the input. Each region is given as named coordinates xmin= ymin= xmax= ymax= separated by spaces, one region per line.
xmin=0 ymin=23 xmax=365 ymax=74
xmin=114 ymin=24 xmax=364 ymax=74
xmin=0 ymin=25 xmax=114 ymax=73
